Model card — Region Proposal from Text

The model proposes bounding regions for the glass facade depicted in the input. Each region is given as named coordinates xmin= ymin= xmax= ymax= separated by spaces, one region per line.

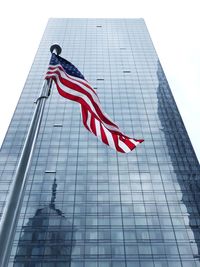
xmin=0 ymin=18 xmax=200 ymax=267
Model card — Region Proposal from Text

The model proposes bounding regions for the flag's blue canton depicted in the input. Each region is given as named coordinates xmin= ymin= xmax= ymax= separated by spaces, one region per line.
xmin=50 ymin=53 xmax=85 ymax=80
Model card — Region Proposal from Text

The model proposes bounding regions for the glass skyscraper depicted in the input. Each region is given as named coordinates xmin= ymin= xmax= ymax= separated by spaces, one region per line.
xmin=0 ymin=18 xmax=200 ymax=267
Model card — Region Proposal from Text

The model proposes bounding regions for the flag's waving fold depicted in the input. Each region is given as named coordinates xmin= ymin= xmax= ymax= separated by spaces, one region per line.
xmin=45 ymin=53 xmax=144 ymax=153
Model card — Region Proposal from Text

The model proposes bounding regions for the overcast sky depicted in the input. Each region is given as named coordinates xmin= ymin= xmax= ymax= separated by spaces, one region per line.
xmin=0 ymin=0 xmax=199 ymax=161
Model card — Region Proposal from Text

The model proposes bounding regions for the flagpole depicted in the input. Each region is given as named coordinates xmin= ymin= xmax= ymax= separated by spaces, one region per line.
xmin=0 ymin=44 xmax=62 ymax=267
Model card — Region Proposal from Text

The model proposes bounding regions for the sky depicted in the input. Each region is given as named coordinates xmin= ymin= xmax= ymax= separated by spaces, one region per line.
xmin=0 ymin=0 xmax=199 ymax=161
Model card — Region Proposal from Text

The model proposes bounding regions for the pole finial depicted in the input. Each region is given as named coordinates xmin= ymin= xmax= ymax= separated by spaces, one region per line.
xmin=50 ymin=44 xmax=62 ymax=55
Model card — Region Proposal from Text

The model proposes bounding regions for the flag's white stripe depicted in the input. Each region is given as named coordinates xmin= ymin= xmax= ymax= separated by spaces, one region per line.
xmin=50 ymin=65 xmax=117 ymax=127
xmin=49 ymin=64 xmax=91 ymax=87
xmin=47 ymin=72 xmax=97 ymax=114
xmin=46 ymin=73 xmax=122 ymax=134
xmin=49 ymin=66 xmax=100 ymax=110
xmin=95 ymin=119 xmax=101 ymax=140
xmin=86 ymin=110 xmax=92 ymax=132
xmin=118 ymin=137 xmax=131 ymax=153
xmin=67 ymin=73 xmax=91 ymax=87
xmin=48 ymin=66 xmax=118 ymax=128
xmin=48 ymin=67 xmax=112 ymax=125
xmin=102 ymin=124 xmax=116 ymax=150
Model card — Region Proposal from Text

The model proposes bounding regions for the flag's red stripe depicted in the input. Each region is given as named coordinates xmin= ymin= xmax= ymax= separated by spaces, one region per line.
xmin=50 ymin=69 xmax=118 ymax=129
xmin=81 ymin=106 xmax=90 ymax=132
xmin=81 ymin=107 xmax=134 ymax=152
xmin=47 ymin=70 xmax=119 ymax=129
xmin=51 ymin=76 xmax=107 ymax=136
xmin=46 ymin=73 xmax=123 ymax=137
xmin=48 ymin=65 xmax=99 ymax=99
xmin=49 ymin=75 xmax=99 ymax=118
xmin=90 ymin=112 xmax=97 ymax=136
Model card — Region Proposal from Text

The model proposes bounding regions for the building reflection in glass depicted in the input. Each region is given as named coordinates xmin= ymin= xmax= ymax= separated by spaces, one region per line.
xmin=14 ymin=178 xmax=75 ymax=266
xmin=157 ymin=60 xmax=200 ymax=260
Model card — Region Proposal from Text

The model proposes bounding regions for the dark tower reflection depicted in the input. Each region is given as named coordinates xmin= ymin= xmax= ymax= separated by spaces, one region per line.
xmin=14 ymin=179 xmax=75 ymax=266
xmin=156 ymin=61 xmax=200 ymax=259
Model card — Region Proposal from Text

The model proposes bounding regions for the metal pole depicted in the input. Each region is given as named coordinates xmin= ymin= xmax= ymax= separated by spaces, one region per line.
xmin=0 ymin=44 xmax=62 ymax=267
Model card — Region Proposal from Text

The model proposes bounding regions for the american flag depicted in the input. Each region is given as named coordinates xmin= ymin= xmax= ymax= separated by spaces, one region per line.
xmin=45 ymin=53 xmax=144 ymax=153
